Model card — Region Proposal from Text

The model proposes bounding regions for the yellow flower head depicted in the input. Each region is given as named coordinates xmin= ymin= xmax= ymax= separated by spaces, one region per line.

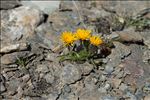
xmin=90 ymin=35 xmax=103 ymax=46
xmin=61 ymin=31 xmax=77 ymax=46
xmin=75 ymin=29 xmax=91 ymax=40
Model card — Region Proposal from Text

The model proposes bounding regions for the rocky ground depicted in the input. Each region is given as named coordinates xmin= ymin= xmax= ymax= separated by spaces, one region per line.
xmin=0 ymin=1 xmax=150 ymax=100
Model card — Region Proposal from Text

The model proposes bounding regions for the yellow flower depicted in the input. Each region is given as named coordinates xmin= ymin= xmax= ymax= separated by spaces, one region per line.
xmin=61 ymin=31 xmax=77 ymax=46
xmin=75 ymin=29 xmax=91 ymax=40
xmin=90 ymin=36 xmax=103 ymax=46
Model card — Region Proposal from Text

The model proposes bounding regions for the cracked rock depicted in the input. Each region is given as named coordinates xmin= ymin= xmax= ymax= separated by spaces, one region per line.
xmin=79 ymin=62 xmax=94 ymax=75
xmin=105 ymin=41 xmax=131 ymax=72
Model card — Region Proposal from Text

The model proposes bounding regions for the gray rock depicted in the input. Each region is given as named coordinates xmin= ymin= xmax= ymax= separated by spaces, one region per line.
xmin=0 ymin=43 xmax=29 ymax=54
xmin=44 ymin=93 xmax=59 ymax=100
xmin=99 ymin=75 xmax=106 ymax=82
xmin=98 ymin=83 xmax=111 ymax=94
xmin=22 ymin=96 xmax=43 ymax=100
xmin=59 ymin=1 xmax=74 ymax=11
xmin=126 ymin=92 xmax=137 ymax=100
xmin=104 ymin=64 xmax=114 ymax=74
xmin=21 ymin=1 xmax=60 ymax=14
xmin=102 ymin=95 xmax=117 ymax=100
xmin=98 ymin=1 xmax=150 ymax=17
xmin=105 ymin=41 xmax=131 ymax=71
xmin=116 ymin=28 xmax=143 ymax=43
xmin=0 ymin=0 xmax=21 ymax=10
xmin=115 ymin=70 xmax=124 ymax=79
xmin=2 ymin=64 xmax=18 ymax=69
xmin=35 ymin=22 xmax=62 ymax=51
xmin=58 ymin=92 xmax=78 ymax=100
xmin=16 ymin=86 xmax=23 ymax=98
xmin=45 ymin=53 xmax=59 ymax=62
xmin=140 ymin=31 xmax=150 ymax=49
xmin=1 ymin=51 xmax=30 ymax=65
xmin=48 ymin=10 xmax=81 ymax=32
xmin=47 ymin=62 xmax=62 ymax=78
xmin=135 ymin=89 xmax=144 ymax=100
xmin=2 ymin=72 xmax=14 ymax=81
xmin=79 ymin=90 xmax=103 ymax=100
xmin=143 ymin=50 xmax=150 ymax=63
xmin=22 ymin=74 xmax=30 ymax=83
xmin=1 ymin=6 xmax=45 ymax=44
xmin=0 ymin=83 xmax=6 ymax=93
xmin=7 ymin=79 xmax=21 ymax=95
xmin=86 ymin=8 xmax=111 ymax=23
xmin=63 ymin=85 xmax=71 ymax=93
xmin=98 ymin=87 xmax=107 ymax=93
xmin=1 ymin=58 xmax=16 ymax=66
xmin=107 ymin=32 xmax=119 ymax=40
xmin=119 ymin=83 xmax=128 ymax=91
xmin=79 ymin=62 xmax=94 ymax=75
xmin=113 ymin=42 xmax=131 ymax=59
xmin=36 ymin=64 xmax=49 ymax=73
xmin=60 ymin=64 xmax=82 ymax=84
xmin=84 ymin=75 xmax=97 ymax=91
xmin=122 ymin=44 xmax=150 ymax=86
xmin=44 ymin=73 xmax=54 ymax=84
xmin=0 ymin=74 xmax=5 ymax=83
xmin=13 ymin=70 xmax=24 ymax=78
xmin=111 ymin=78 xmax=122 ymax=88
xmin=104 ymin=83 xmax=111 ymax=90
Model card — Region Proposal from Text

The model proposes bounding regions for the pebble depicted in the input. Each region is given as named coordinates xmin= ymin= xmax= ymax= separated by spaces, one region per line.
xmin=105 ymin=65 xmax=114 ymax=74
xmin=63 ymin=85 xmax=71 ymax=93
xmin=104 ymin=83 xmax=111 ymax=90
xmin=44 ymin=73 xmax=54 ymax=84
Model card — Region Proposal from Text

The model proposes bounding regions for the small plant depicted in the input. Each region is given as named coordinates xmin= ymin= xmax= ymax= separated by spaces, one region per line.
xmin=16 ymin=57 xmax=28 ymax=68
xmin=59 ymin=28 xmax=106 ymax=62
xmin=125 ymin=17 xmax=150 ymax=31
